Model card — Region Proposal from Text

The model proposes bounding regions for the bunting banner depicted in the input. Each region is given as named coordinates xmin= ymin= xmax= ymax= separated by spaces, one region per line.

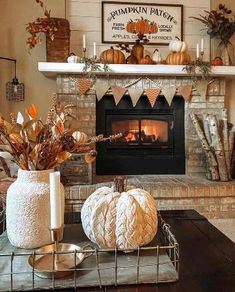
xmin=178 ymin=85 xmax=193 ymax=102
xmin=111 ymin=86 xmax=127 ymax=105
xmin=197 ymin=80 xmax=208 ymax=101
xmin=145 ymin=88 xmax=161 ymax=107
xmin=95 ymin=83 xmax=110 ymax=101
xmin=161 ymin=86 xmax=176 ymax=106
xmin=77 ymin=79 xmax=93 ymax=96
xmin=128 ymin=88 xmax=143 ymax=107
xmin=93 ymin=83 xmax=195 ymax=105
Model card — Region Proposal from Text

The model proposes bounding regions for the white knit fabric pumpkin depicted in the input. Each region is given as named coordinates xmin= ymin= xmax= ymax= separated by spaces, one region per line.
xmin=81 ymin=184 xmax=158 ymax=249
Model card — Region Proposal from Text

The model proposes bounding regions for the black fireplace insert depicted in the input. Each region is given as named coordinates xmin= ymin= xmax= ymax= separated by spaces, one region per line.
xmin=96 ymin=94 xmax=185 ymax=175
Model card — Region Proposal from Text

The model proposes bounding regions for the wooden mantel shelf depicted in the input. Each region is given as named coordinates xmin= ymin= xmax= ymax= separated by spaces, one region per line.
xmin=38 ymin=62 xmax=235 ymax=78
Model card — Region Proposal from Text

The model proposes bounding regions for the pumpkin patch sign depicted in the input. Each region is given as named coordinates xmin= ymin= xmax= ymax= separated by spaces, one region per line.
xmin=102 ymin=1 xmax=183 ymax=45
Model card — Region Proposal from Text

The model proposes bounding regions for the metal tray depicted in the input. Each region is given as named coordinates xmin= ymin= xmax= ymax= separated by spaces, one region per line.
xmin=0 ymin=201 xmax=179 ymax=291
xmin=28 ymin=243 xmax=93 ymax=279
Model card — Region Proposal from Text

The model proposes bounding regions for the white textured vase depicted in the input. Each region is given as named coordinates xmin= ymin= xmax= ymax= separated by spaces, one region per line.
xmin=6 ymin=169 xmax=64 ymax=249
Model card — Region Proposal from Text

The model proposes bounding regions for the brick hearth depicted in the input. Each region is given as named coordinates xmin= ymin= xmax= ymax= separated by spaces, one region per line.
xmin=65 ymin=174 xmax=235 ymax=219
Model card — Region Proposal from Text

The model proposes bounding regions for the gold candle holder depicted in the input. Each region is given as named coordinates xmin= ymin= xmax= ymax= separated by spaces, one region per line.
xmin=28 ymin=224 xmax=90 ymax=279
xmin=49 ymin=225 xmax=64 ymax=265
xmin=50 ymin=225 xmax=64 ymax=243
xmin=81 ymin=48 xmax=87 ymax=63
xmin=200 ymin=51 xmax=204 ymax=62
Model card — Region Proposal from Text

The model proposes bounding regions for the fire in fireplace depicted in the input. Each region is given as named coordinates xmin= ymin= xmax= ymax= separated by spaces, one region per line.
xmin=112 ymin=119 xmax=169 ymax=144
xmin=96 ymin=94 xmax=185 ymax=175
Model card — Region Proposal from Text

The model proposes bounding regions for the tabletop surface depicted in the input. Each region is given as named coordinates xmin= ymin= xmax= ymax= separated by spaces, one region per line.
xmin=1 ymin=209 xmax=235 ymax=292
xmin=59 ymin=209 xmax=235 ymax=292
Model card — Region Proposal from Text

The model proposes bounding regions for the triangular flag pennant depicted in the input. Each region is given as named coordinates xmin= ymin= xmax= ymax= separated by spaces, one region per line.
xmin=77 ymin=79 xmax=93 ymax=95
xmin=178 ymin=85 xmax=192 ymax=101
xmin=161 ymin=87 xmax=176 ymax=106
xmin=111 ymin=86 xmax=127 ymax=105
xmin=145 ymin=88 xmax=161 ymax=107
xmin=197 ymin=80 xmax=208 ymax=101
xmin=128 ymin=88 xmax=143 ymax=107
xmin=95 ymin=83 xmax=110 ymax=101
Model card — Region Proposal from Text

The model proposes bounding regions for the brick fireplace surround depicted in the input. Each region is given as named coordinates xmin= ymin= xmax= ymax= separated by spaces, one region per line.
xmin=39 ymin=64 xmax=235 ymax=226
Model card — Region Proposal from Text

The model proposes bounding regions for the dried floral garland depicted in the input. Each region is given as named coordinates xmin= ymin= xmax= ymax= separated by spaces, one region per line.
xmin=183 ymin=60 xmax=212 ymax=81
xmin=82 ymin=57 xmax=110 ymax=79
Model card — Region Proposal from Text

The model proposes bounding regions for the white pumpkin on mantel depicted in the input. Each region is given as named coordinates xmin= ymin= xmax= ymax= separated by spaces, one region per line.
xmin=152 ymin=49 xmax=162 ymax=64
xmin=169 ymin=37 xmax=187 ymax=52
xmin=81 ymin=177 xmax=158 ymax=249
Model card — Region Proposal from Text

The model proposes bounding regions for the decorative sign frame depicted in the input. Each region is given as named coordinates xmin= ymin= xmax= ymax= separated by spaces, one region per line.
xmin=101 ymin=1 xmax=183 ymax=45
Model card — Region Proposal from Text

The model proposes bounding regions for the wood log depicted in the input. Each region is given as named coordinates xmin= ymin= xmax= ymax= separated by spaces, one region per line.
xmin=229 ymin=130 xmax=235 ymax=177
xmin=221 ymin=109 xmax=231 ymax=179
xmin=190 ymin=113 xmax=219 ymax=180
xmin=208 ymin=115 xmax=229 ymax=181
xmin=202 ymin=114 xmax=212 ymax=145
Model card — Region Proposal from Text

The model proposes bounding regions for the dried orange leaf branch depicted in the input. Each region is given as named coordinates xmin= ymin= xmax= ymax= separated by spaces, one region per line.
xmin=0 ymin=95 xmax=122 ymax=171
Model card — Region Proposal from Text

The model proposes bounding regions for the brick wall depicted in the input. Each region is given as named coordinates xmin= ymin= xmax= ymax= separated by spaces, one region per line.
xmin=57 ymin=74 xmax=226 ymax=181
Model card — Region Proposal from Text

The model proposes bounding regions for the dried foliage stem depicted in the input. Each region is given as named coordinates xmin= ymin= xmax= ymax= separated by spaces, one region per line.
xmin=0 ymin=96 xmax=123 ymax=171
xmin=190 ymin=4 xmax=235 ymax=44
xmin=26 ymin=0 xmax=57 ymax=51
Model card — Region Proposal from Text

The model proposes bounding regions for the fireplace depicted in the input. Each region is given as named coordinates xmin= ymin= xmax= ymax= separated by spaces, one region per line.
xmin=96 ymin=94 xmax=185 ymax=175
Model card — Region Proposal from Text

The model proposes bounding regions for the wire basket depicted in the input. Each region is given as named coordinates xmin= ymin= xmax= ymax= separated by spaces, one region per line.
xmin=0 ymin=198 xmax=179 ymax=291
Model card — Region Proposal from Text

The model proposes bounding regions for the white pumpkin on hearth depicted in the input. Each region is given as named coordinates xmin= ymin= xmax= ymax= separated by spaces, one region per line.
xmin=81 ymin=184 xmax=158 ymax=249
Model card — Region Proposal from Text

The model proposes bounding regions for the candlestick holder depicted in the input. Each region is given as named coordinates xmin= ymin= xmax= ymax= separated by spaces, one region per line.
xmin=92 ymin=55 xmax=97 ymax=62
xmin=81 ymin=48 xmax=87 ymax=63
xmin=195 ymin=57 xmax=201 ymax=65
xmin=28 ymin=224 xmax=93 ymax=279
xmin=49 ymin=225 xmax=64 ymax=268
xmin=200 ymin=51 xmax=204 ymax=62
xmin=50 ymin=225 xmax=64 ymax=244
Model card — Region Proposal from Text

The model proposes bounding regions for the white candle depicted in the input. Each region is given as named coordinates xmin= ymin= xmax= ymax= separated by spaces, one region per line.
xmin=196 ymin=43 xmax=199 ymax=59
xmin=93 ymin=42 xmax=96 ymax=57
xmin=83 ymin=34 xmax=86 ymax=49
xmin=50 ymin=171 xmax=62 ymax=229
xmin=200 ymin=38 xmax=204 ymax=52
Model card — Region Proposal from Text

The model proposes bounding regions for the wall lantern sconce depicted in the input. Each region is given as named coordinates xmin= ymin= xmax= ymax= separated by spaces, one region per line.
xmin=0 ymin=56 xmax=24 ymax=101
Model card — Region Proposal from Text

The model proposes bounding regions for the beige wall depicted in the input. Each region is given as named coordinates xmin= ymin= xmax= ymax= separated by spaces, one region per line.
xmin=0 ymin=0 xmax=235 ymax=124
xmin=0 ymin=0 xmax=65 ymax=120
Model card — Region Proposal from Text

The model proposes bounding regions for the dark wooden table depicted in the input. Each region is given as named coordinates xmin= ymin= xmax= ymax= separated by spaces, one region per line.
xmin=59 ymin=209 xmax=235 ymax=292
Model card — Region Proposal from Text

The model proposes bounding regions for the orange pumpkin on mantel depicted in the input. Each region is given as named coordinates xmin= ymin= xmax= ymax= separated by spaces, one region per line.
xmin=100 ymin=47 xmax=125 ymax=64
xmin=166 ymin=52 xmax=191 ymax=65
xmin=139 ymin=55 xmax=153 ymax=64
xmin=211 ymin=57 xmax=223 ymax=66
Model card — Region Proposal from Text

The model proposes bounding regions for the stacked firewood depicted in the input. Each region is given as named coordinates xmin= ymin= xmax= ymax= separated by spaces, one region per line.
xmin=190 ymin=110 xmax=234 ymax=181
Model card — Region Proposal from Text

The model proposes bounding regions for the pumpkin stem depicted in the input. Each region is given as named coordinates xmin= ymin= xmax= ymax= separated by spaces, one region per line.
xmin=113 ymin=176 xmax=125 ymax=192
